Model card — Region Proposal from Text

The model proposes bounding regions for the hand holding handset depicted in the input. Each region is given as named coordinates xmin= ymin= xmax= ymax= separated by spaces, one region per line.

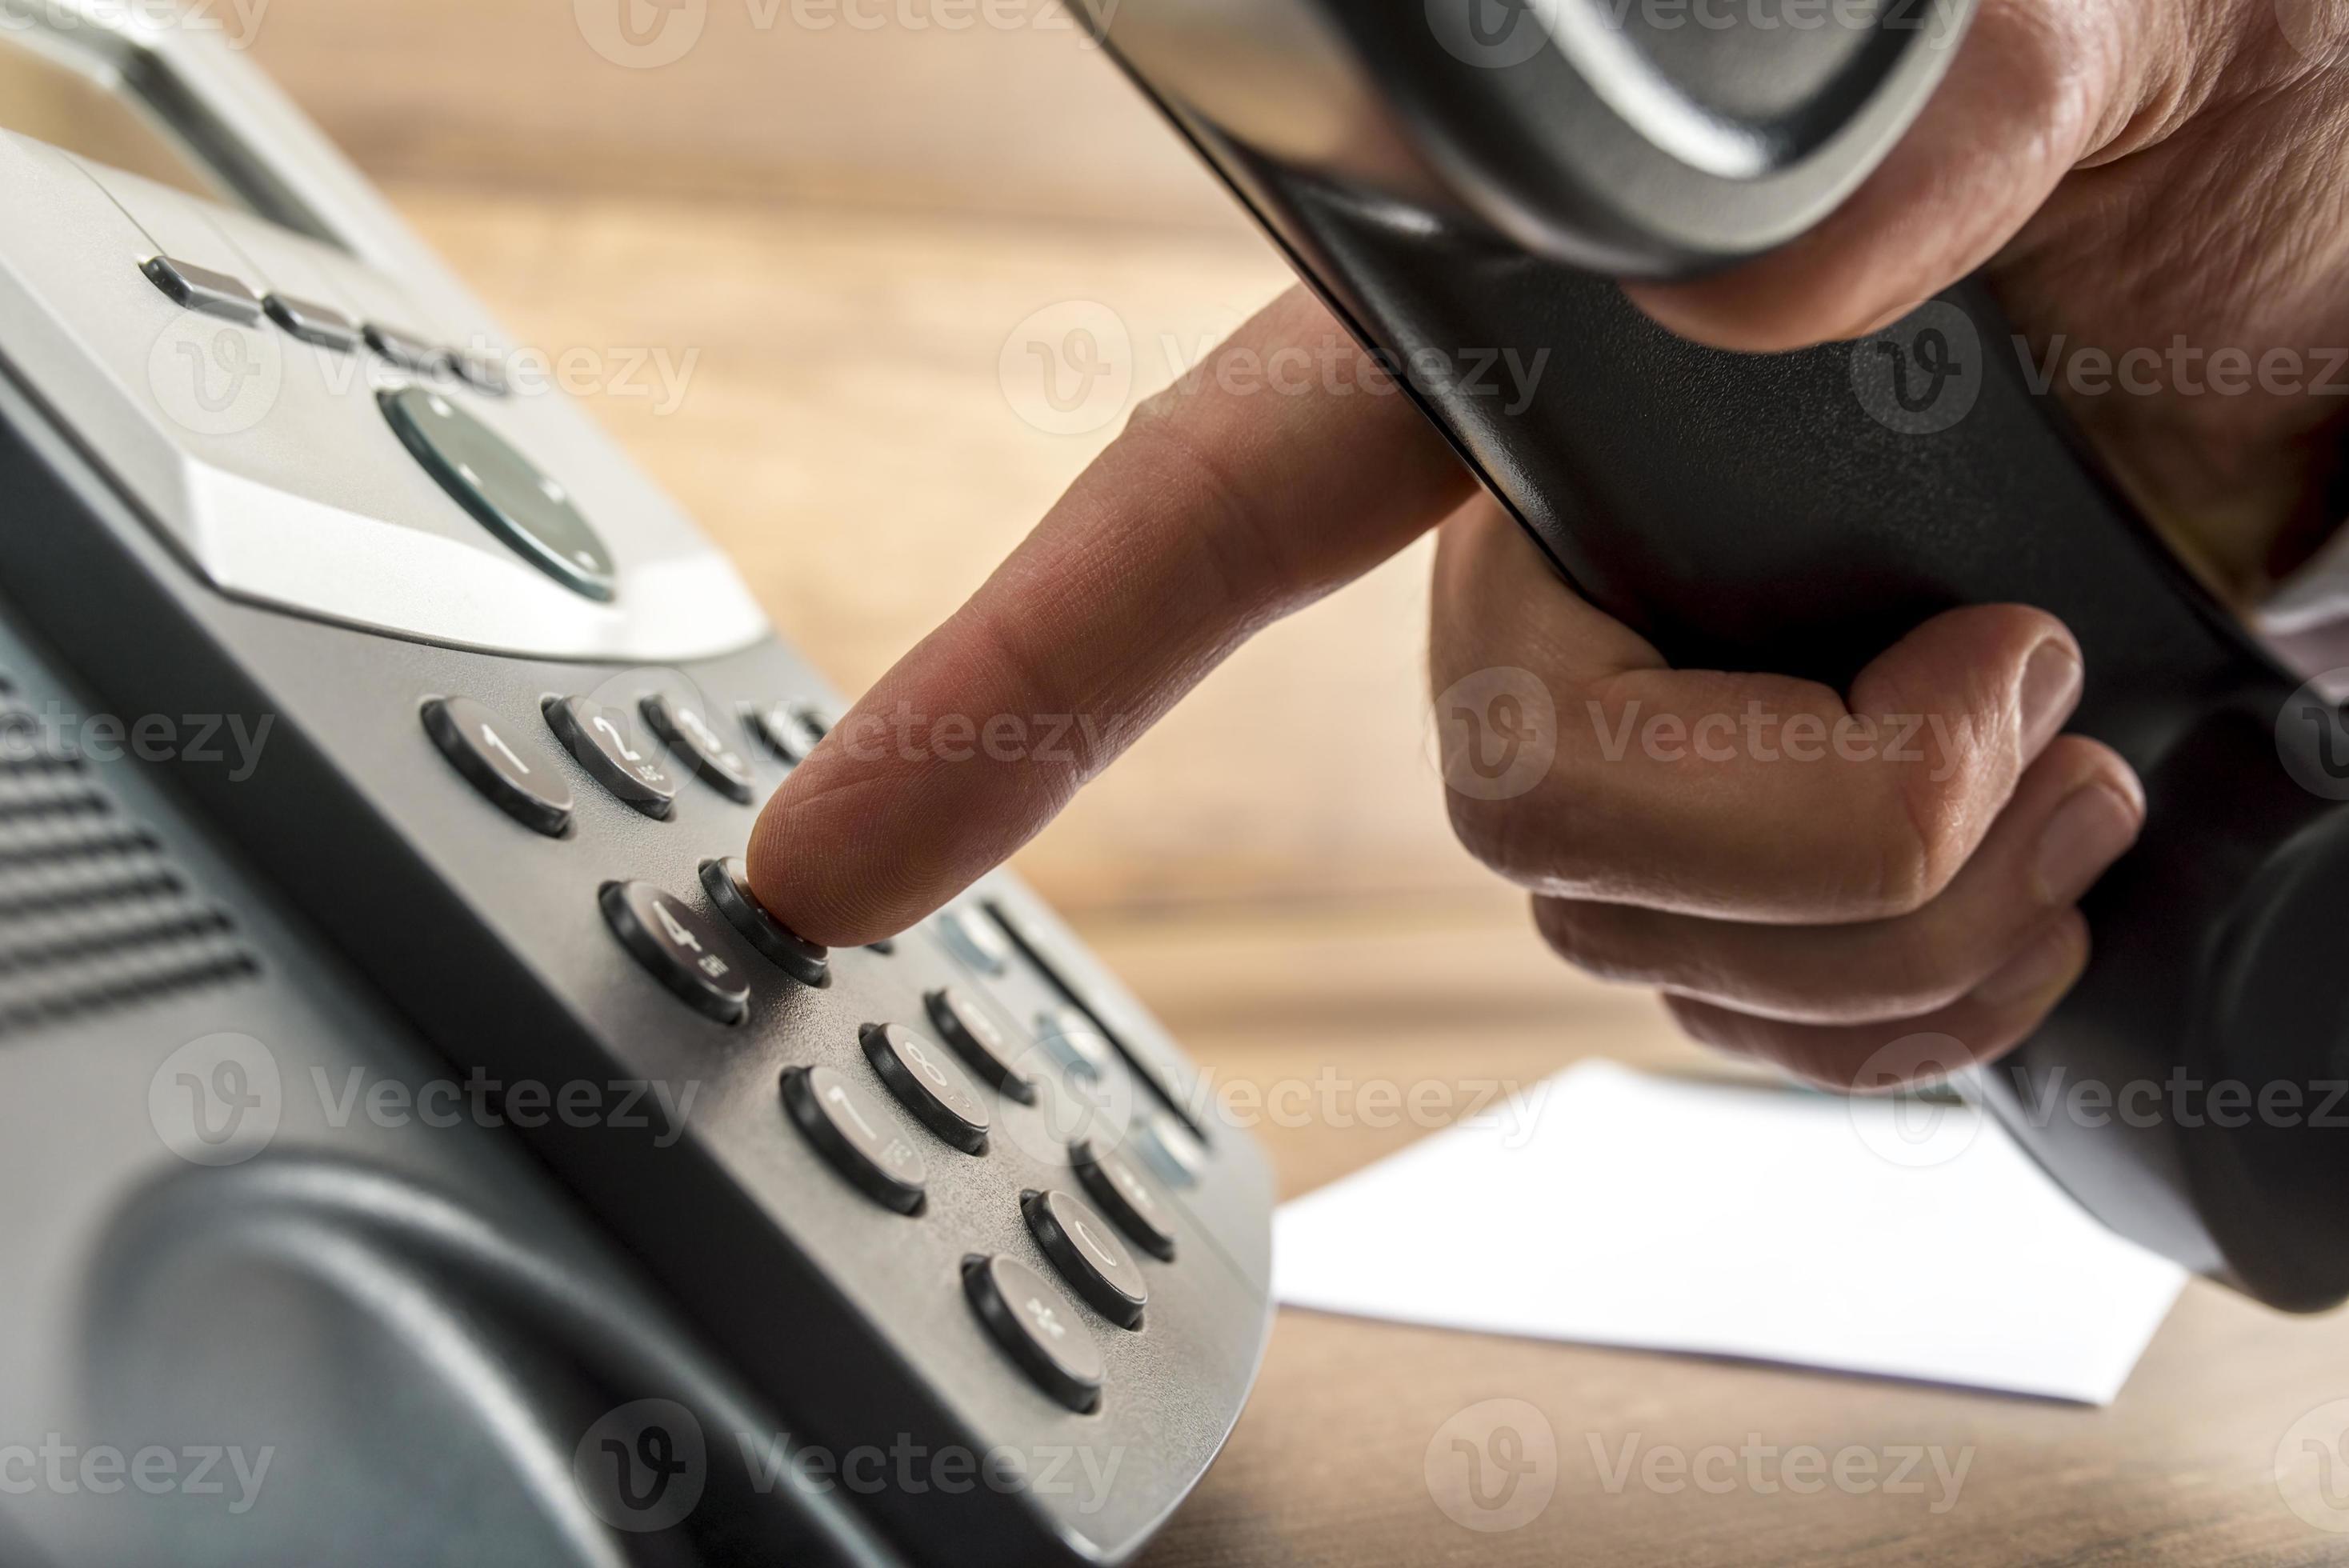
xmin=1090 ymin=0 xmax=2349 ymax=1308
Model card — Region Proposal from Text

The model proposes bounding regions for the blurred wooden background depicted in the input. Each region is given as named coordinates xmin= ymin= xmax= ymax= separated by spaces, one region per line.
xmin=167 ymin=7 xmax=2349 ymax=1561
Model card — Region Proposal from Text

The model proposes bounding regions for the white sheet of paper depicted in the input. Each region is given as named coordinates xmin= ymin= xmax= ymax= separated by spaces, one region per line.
xmin=1273 ymin=1059 xmax=2185 ymax=1405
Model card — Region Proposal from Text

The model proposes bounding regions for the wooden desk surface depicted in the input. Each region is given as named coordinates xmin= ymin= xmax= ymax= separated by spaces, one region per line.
xmin=218 ymin=16 xmax=2349 ymax=1560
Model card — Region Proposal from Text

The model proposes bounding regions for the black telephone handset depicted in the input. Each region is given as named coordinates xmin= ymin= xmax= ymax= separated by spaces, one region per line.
xmin=1097 ymin=0 xmax=2349 ymax=1308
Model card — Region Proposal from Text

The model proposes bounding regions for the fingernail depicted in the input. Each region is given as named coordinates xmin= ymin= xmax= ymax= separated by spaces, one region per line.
xmin=2018 ymin=640 xmax=2084 ymax=758
xmin=1973 ymin=922 xmax=2087 ymax=1009
xmin=2031 ymin=779 xmax=2143 ymax=906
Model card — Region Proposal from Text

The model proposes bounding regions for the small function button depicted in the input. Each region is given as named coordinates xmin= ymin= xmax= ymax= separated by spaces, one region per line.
xmin=452 ymin=349 xmax=512 ymax=397
xmin=262 ymin=292 xmax=362 ymax=351
xmin=1023 ymin=1189 xmax=1147 ymax=1329
xmin=938 ymin=906 xmax=1013 ymax=976
xmin=962 ymin=1254 xmax=1103 ymax=1414
xmin=862 ymin=1022 xmax=990 ymax=1154
xmin=698 ymin=857 xmax=828 ymax=986
xmin=926 ymin=986 xmax=1034 ymax=1104
xmin=365 ymin=322 xmax=450 ymax=375
xmin=783 ymin=1064 xmax=926 ymax=1214
xmin=1035 ymin=1006 xmax=1116 ymax=1083
xmin=1133 ymin=1109 xmax=1207 ymax=1190
xmin=140 ymin=255 xmax=262 ymax=324
xmin=748 ymin=702 xmax=827 ymax=764
xmin=422 ymin=696 xmax=572 ymax=837
xmin=599 ymin=880 xmax=750 ymax=1025
xmin=1070 ymin=1138 xmax=1175 ymax=1262
xmin=642 ymin=694 xmax=756 ymax=804
xmin=546 ymin=696 xmax=678 ymax=818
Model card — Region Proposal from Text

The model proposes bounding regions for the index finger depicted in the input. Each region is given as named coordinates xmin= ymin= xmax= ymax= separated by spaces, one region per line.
xmin=746 ymin=286 xmax=1475 ymax=946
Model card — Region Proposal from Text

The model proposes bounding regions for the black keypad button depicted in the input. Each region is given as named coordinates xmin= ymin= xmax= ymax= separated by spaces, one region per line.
xmin=422 ymin=696 xmax=572 ymax=836
xmin=1070 ymin=1139 xmax=1175 ymax=1262
xmin=600 ymin=879 xmax=750 ymax=1025
xmin=926 ymin=986 xmax=1034 ymax=1104
xmin=262 ymin=292 xmax=361 ymax=351
xmin=862 ymin=1022 xmax=990 ymax=1154
xmin=643 ymin=694 xmax=756 ymax=803
xmin=1023 ymin=1188 xmax=1146 ymax=1329
xmin=140 ymin=255 xmax=262 ymax=324
xmin=783 ymin=1064 xmax=926 ymax=1214
xmin=546 ymin=695 xmax=678 ymax=817
xmin=962 ymin=1254 xmax=1102 ymax=1414
xmin=698 ymin=858 xmax=828 ymax=985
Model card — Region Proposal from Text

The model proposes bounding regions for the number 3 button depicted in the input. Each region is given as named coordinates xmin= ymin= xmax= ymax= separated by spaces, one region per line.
xmin=600 ymin=880 xmax=750 ymax=1024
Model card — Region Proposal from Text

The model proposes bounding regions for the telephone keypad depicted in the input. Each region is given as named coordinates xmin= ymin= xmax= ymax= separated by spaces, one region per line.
xmin=784 ymin=1064 xmax=929 ymax=1214
xmin=546 ymin=694 xmax=679 ymax=818
xmin=963 ymin=1254 xmax=1103 ymax=1414
xmin=599 ymin=878 xmax=751 ymax=1024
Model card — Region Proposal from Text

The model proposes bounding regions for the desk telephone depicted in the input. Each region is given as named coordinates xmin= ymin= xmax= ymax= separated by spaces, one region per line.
xmin=0 ymin=11 xmax=1268 ymax=1565
xmin=6 ymin=0 xmax=2347 ymax=1561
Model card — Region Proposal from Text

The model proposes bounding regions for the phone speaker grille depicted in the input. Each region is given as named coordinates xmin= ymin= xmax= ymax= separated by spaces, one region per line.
xmin=0 ymin=678 xmax=259 ymax=1036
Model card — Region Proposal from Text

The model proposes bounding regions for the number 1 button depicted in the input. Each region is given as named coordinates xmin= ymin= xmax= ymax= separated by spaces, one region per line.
xmin=423 ymin=696 xmax=573 ymax=836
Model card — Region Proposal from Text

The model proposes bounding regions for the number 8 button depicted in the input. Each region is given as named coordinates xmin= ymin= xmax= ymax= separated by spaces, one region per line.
xmin=861 ymin=1022 xmax=990 ymax=1154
